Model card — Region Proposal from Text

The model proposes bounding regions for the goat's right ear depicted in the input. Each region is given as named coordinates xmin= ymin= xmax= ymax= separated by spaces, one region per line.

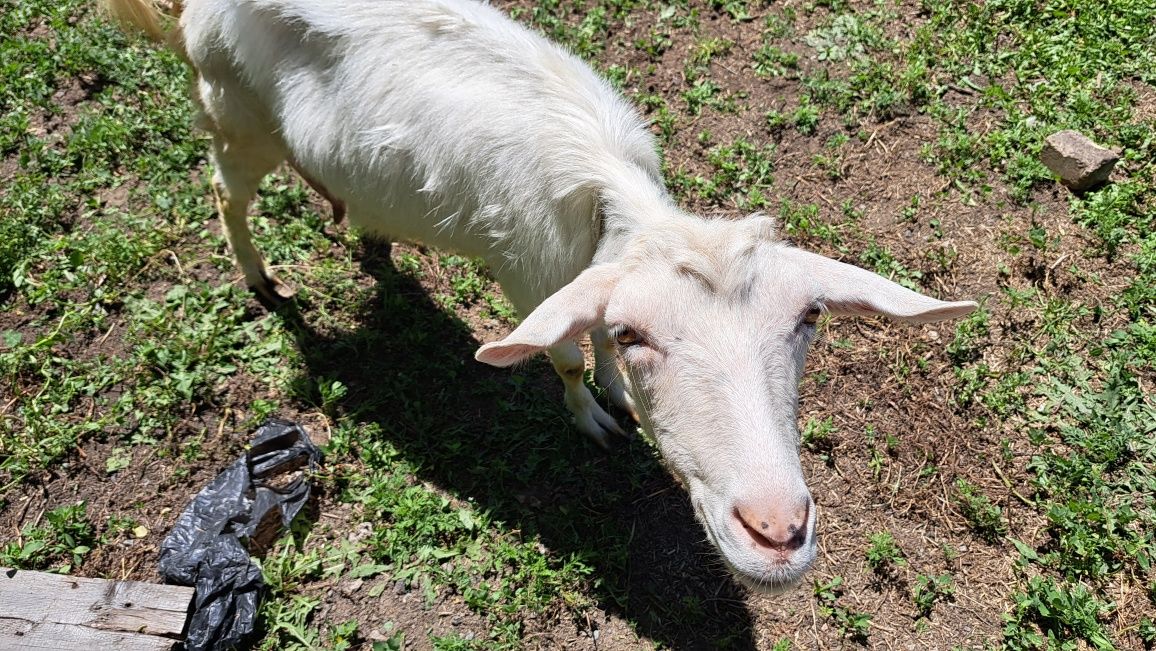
xmin=475 ymin=264 xmax=621 ymax=367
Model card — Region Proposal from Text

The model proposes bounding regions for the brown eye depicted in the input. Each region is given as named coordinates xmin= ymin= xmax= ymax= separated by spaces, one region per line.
xmin=614 ymin=327 xmax=643 ymax=347
xmin=803 ymin=306 xmax=822 ymax=326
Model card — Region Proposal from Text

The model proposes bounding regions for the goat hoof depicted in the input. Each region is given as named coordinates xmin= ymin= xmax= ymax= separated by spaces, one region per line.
xmin=586 ymin=428 xmax=612 ymax=451
xmin=251 ymin=275 xmax=296 ymax=307
xmin=604 ymin=383 xmax=638 ymax=423
xmin=574 ymin=403 xmax=627 ymax=450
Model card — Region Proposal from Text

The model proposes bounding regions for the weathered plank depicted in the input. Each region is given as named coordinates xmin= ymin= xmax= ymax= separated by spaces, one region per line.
xmin=0 ymin=619 xmax=187 ymax=651
xmin=0 ymin=568 xmax=193 ymax=651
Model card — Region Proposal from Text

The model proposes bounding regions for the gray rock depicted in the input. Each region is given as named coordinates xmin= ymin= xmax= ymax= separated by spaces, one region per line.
xmin=1040 ymin=130 xmax=1119 ymax=191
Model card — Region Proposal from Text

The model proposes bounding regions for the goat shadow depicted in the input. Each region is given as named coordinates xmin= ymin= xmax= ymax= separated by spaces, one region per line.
xmin=277 ymin=239 xmax=757 ymax=650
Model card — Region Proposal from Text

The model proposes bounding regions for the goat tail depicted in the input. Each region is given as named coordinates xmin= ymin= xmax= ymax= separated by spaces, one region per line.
xmin=101 ymin=0 xmax=181 ymax=44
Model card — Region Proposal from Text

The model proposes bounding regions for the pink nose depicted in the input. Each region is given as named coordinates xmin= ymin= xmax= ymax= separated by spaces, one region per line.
xmin=733 ymin=496 xmax=812 ymax=553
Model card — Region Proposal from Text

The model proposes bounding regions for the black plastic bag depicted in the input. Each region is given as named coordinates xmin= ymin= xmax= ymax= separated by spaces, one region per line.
xmin=159 ymin=418 xmax=322 ymax=650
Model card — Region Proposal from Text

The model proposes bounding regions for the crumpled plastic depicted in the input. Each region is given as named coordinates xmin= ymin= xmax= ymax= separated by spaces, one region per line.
xmin=159 ymin=418 xmax=322 ymax=651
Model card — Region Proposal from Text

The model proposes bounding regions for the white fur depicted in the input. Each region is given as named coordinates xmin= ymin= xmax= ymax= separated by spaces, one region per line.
xmin=183 ymin=0 xmax=667 ymax=295
xmin=105 ymin=0 xmax=977 ymax=591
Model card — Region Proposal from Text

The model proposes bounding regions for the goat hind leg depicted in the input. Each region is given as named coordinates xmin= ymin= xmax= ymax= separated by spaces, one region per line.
xmin=210 ymin=136 xmax=290 ymax=303
xmin=289 ymin=158 xmax=346 ymax=224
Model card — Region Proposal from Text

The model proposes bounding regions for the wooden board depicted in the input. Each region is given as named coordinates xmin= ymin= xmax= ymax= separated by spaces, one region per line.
xmin=0 ymin=568 xmax=194 ymax=651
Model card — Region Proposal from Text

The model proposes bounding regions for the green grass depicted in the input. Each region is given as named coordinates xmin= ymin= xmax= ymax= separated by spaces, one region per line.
xmin=912 ymin=573 xmax=954 ymax=620
xmin=954 ymin=478 xmax=1007 ymax=543
xmin=0 ymin=501 xmax=95 ymax=573
xmin=815 ymin=576 xmax=872 ymax=643
xmin=865 ymin=530 xmax=905 ymax=574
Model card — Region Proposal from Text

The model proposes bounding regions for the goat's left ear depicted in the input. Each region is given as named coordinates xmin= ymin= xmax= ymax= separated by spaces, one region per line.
xmin=475 ymin=264 xmax=621 ymax=367
xmin=781 ymin=247 xmax=978 ymax=324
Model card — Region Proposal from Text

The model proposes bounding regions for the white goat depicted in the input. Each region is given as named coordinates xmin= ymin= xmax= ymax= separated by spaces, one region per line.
xmin=104 ymin=0 xmax=976 ymax=592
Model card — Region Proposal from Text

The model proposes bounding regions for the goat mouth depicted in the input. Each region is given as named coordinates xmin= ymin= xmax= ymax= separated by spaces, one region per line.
xmin=722 ymin=547 xmax=815 ymax=594
xmin=733 ymin=569 xmax=806 ymax=595
xmin=696 ymin=504 xmax=816 ymax=594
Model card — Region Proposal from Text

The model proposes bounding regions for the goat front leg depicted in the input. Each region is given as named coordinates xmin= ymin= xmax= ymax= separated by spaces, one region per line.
xmin=590 ymin=326 xmax=638 ymax=421
xmin=548 ymin=340 xmax=625 ymax=449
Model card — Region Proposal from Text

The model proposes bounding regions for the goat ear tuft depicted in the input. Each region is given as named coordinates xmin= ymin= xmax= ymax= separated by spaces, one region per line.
xmin=780 ymin=247 xmax=978 ymax=324
xmin=475 ymin=264 xmax=621 ymax=367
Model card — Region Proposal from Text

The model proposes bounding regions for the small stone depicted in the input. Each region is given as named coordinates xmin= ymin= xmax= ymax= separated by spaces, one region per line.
xmin=340 ymin=579 xmax=363 ymax=597
xmin=393 ymin=580 xmax=407 ymax=595
xmin=348 ymin=522 xmax=374 ymax=543
xmin=1040 ymin=130 xmax=1119 ymax=191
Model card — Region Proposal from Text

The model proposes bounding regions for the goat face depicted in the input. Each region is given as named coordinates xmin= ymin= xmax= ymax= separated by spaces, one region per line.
xmin=477 ymin=215 xmax=976 ymax=592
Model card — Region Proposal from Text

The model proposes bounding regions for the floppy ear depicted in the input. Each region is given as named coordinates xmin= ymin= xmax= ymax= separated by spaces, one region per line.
xmin=780 ymin=247 xmax=977 ymax=324
xmin=476 ymin=264 xmax=621 ymax=367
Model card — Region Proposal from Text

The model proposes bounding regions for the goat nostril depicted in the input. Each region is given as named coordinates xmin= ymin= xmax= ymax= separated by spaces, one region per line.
xmin=734 ymin=509 xmax=775 ymax=550
xmin=733 ymin=502 xmax=810 ymax=553
xmin=734 ymin=508 xmax=784 ymax=550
